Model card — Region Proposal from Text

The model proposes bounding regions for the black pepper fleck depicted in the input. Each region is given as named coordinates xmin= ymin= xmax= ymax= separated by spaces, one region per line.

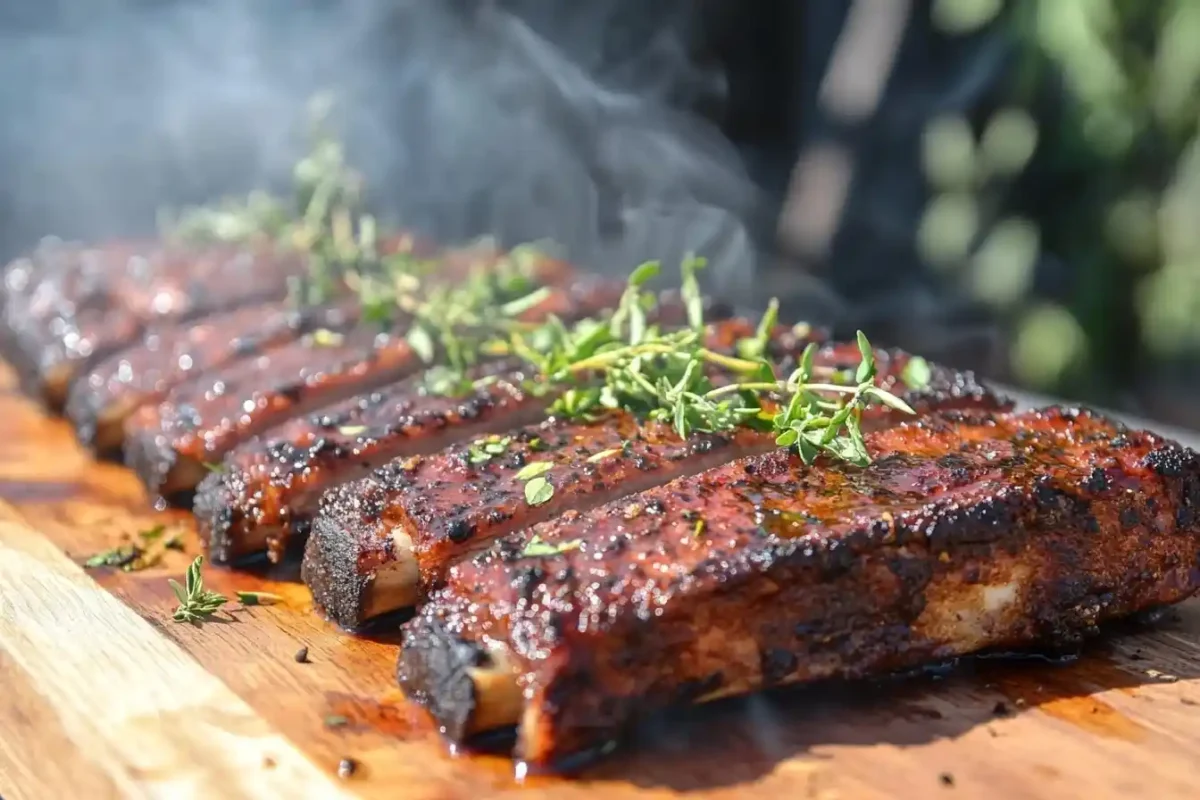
xmin=337 ymin=757 xmax=358 ymax=779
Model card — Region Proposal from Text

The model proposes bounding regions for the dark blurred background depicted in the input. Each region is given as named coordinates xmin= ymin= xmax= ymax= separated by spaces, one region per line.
xmin=1 ymin=0 xmax=1197 ymax=428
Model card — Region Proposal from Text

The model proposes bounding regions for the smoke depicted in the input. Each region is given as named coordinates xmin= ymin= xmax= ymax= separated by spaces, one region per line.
xmin=0 ymin=0 xmax=763 ymax=298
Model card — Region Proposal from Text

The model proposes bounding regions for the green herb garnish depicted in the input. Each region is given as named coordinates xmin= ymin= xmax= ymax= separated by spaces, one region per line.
xmin=586 ymin=448 xmax=622 ymax=463
xmin=765 ymin=333 xmax=915 ymax=466
xmin=521 ymin=534 xmax=581 ymax=557
xmin=901 ymin=356 xmax=933 ymax=390
xmin=467 ymin=435 xmax=513 ymax=465
xmin=736 ymin=298 xmax=780 ymax=361
xmin=83 ymin=525 xmax=183 ymax=572
xmin=494 ymin=260 xmax=913 ymax=467
xmin=169 ymin=556 xmax=228 ymax=624
xmin=84 ymin=545 xmax=141 ymax=570
xmin=309 ymin=328 xmax=345 ymax=348
xmin=680 ymin=254 xmax=706 ymax=333
xmin=236 ymin=591 xmax=284 ymax=607
xmin=524 ymin=476 xmax=555 ymax=506
xmin=514 ymin=461 xmax=553 ymax=481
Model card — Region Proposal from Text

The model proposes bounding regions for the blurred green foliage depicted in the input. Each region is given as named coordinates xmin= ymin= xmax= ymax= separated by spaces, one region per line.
xmin=924 ymin=0 xmax=1200 ymax=408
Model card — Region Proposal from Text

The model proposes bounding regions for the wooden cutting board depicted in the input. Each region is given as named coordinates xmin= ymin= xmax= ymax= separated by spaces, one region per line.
xmin=2 ymin=369 xmax=1199 ymax=800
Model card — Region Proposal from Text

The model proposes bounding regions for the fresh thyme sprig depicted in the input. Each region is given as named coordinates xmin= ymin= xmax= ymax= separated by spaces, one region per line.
xmin=521 ymin=535 xmax=581 ymax=557
xmin=83 ymin=524 xmax=184 ymax=573
xmin=765 ymin=333 xmax=915 ymax=466
xmin=169 ymin=556 xmax=228 ymax=624
xmin=160 ymin=93 xmax=419 ymax=310
xmin=401 ymin=252 xmax=555 ymax=379
xmin=482 ymin=258 xmax=918 ymax=466
xmin=157 ymin=190 xmax=291 ymax=246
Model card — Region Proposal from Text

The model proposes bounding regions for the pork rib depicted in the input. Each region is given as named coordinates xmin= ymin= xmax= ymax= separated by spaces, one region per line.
xmin=65 ymin=238 xmax=535 ymax=456
xmin=304 ymin=345 xmax=1005 ymax=629
xmin=194 ymin=314 xmax=775 ymax=565
xmin=1 ymin=240 xmax=306 ymax=410
xmin=65 ymin=299 xmax=359 ymax=456
xmin=398 ymin=406 xmax=1200 ymax=769
xmin=127 ymin=274 xmax=617 ymax=504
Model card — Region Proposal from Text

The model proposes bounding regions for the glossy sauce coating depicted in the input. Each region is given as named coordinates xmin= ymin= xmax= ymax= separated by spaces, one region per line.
xmin=399 ymin=407 xmax=1200 ymax=766
xmin=304 ymin=343 xmax=1003 ymax=628
xmin=122 ymin=261 xmax=598 ymax=501
xmin=65 ymin=300 xmax=360 ymax=453
xmin=197 ymin=360 xmax=545 ymax=563
xmin=195 ymin=296 xmax=750 ymax=564
xmin=1 ymin=241 xmax=306 ymax=405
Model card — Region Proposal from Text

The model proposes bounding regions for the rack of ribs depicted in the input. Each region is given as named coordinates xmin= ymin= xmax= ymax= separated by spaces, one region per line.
xmin=1 ymin=233 xmax=430 ymax=412
xmin=193 ymin=312 xmax=770 ymax=565
xmin=302 ymin=344 xmax=1006 ymax=629
xmin=127 ymin=274 xmax=625 ymax=504
xmin=397 ymin=406 xmax=1200 ymax=770
xmin=65 ymin=299 xmax=359 ymax=456
xmin=1 ymin=240 xmax=308 ymax=410
xmin=62 ymin=239 xmax=554 ymax=456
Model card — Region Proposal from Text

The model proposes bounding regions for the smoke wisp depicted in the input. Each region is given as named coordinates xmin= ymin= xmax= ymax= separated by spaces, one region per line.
xmin=0 ymin=0 xmax=764 ymax=299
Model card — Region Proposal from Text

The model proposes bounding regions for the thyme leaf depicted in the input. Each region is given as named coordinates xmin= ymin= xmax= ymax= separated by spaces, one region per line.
xmin=83 ymin=524 xmax=183 ymax=573
xmin=84 ymin=545 xmax=141 ymax=570
xmin=521 ymin=534 xmax=581 ymax=557
xmin=308 ymin=328 xmax=345 ymax=348
xmin=236 ymin=591 xmax=284 ymax=606
xmin=467 ymin=435 xmax=513 ymax=465
xmin=170 ymin=556 xmax=228 ymax=624
xmin=524 ymin=476 xmax=555 ymax=506
xmin=901 ymin=356 xmax=933 ymax=390
xmin=514 ymin=460 xmax=553 ymax=481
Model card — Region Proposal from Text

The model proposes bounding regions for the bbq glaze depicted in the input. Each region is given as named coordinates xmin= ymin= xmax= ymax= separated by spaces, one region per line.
xmin=304 ymin=344 xmax=1006 ymax=629
xmin=121 ymin=253 xmax=595 ymax=503
xmin=196 ymin=359 xmax=545 ymax=564
xmin=193 ymin=295 xmax=748 ymax=565
xmin=398 ymin=407 xmax=1200 ymax=768
xmin=0 ymin=240 xmax=307 ymax=409
xmin=66 ymin=299 xmax=360 ymax=455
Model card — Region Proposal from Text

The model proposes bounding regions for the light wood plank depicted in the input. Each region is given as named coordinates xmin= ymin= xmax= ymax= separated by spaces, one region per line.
xmin=0 ymin=501 xmax=349 ymax=800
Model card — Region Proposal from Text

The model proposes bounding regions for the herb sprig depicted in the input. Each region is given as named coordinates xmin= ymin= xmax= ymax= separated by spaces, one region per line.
xmin=169 ymin=556 xmax=228 ymax=624
xmin=488 ymin=258 xmax=917 ymax=467
xmin=160 ymin=94 xmax=419 ymax=311
xmin=83 ymin=524 xmax=184 ymax=573
xmin=521 ymin=535 xmax=581 ymax=557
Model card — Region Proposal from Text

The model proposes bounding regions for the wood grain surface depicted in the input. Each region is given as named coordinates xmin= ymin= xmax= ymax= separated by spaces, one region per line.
xmin=1 ymin=365 xmax=1199 ymax=800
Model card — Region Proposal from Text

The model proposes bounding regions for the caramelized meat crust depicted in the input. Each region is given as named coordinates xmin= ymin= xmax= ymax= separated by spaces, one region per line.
xmin=129 ymin=277 xmax=622 ymax=504
xmin=1 ymin=240 xmax=306 ymax=409
xmin=398 ymin=407 xmax=1200 ymax=768
xmin=305 ymin=345 xmax=1006 ymax=629
xmin=193 ymin=307 xmax=760 ymax=565
xmin=65 ymin=300 xmax=359 ymax=456
xmin=196 ymin=360 xmax=545 ymax=564
xmin=124 ymin=325 xmax=422 ymax=504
